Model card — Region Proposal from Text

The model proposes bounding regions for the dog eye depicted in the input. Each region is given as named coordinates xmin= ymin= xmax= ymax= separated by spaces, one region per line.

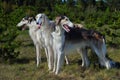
xmin=40 ymin=16 xmax=42 ymax=18
xmin=66 ymin=19 xmax=68 ymax=21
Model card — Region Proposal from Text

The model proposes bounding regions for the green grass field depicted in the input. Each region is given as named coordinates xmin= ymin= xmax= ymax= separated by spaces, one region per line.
xmin=0 ymin=32 xmax=120 ymax=80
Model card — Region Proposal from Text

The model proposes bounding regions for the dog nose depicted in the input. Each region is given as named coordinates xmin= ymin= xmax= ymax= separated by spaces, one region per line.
xmin=36 ymin=22 xmax=39 ymax=24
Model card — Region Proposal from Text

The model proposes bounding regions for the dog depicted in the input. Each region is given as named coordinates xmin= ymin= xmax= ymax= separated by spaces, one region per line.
xmin=51 ymin=15 xmax=114 ymax=74
xmin=17 ymin=16 xmax=48 ymax=67
xmin=35 ymin=13 xmax=70 ymax=70
xmin=35 ymin=13 xmax=56 ymax=70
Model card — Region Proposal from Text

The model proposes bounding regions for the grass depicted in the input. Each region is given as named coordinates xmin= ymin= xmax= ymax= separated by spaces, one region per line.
xmin=0 ymin=32 xmax=120 ymax=80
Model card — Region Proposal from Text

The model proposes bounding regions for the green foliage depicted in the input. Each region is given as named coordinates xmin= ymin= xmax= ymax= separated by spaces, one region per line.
xmin=0 ymin=13 xmax=19 ymax=63
xmin=0 ymin=0 xmax=120 ymax=62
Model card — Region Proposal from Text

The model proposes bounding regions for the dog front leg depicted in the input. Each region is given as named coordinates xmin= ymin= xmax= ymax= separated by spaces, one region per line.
xmin=55 ymin=50 xmax=64 ymax=75
xmin=78 ymin=48 xmax=85 ymax=67
xmin=52 ymin=39 xmax=57 ymax=72
xmin=65 ymin=55 xmax=69 ymax=65
xmin=53 ymin=45 xmax=57 ymax=73
xmin=47 ymin=46 xmax=54 ymax=71
xmin=80 ymin=48 xmax=89 ymax=67
xmin=44 ymin=47 xmax=49 ymax=66
xmin=35 ymin=44 xmax=41 ymax=67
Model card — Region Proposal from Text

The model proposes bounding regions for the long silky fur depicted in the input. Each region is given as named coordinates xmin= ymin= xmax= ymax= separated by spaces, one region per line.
xmin=52 ymin=16 xmax=113 ymax=75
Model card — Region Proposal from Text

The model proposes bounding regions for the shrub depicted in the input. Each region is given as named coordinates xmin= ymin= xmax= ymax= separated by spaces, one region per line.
xmin=0 ymin=13 xmax=19 ymax=63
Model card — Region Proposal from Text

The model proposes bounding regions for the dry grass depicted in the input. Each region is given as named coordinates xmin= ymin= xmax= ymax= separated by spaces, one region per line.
xmin=0 ymin=32 xmax=120 ymax=80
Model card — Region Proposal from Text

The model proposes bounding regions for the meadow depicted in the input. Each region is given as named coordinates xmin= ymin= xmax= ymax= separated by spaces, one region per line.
xmin=0 ymin=0 xmax=120 ymax=80
xmin=0 ymin=31 xmax=120 ymax=80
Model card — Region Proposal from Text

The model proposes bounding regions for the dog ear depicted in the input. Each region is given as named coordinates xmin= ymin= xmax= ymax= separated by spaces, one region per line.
xmin=42 ymin=14 xmax=46 ymax=24
xmin=28 ymin=17 xmax=33 ymax=23
xmin=33 ymin=17 xmax=36 ymax=20
xmin=55 ymin=16 xmax=61 ymax=25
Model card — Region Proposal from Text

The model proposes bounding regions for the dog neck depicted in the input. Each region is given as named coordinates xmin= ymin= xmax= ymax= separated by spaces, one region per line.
xmin=54 ymin=25 xmax=65 ymax=36
xmin=41 ymin=16 xmax=51 ymax=31
xmin=27 ymin=20 xmax=37 ymax=30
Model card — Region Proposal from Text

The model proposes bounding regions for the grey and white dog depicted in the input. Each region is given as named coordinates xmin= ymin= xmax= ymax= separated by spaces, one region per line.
xmin=35 ymin=13 xmax=69 ymax=70
xmin=51 ymin=15 xmax=114 ymax=74
xmin=17 ymin=16 xmax=48 ymax=67
xmin=35 ymin=13 xmax=56 ymax=70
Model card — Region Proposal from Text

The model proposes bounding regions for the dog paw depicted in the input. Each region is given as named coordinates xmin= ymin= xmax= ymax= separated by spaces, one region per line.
xmin=55 ymin=71 xmax=59 ymax=75
xmin=82 ymin=63 xmax=85 ymax=67
xmin=52 ymin=69 xmax=56 ymax=73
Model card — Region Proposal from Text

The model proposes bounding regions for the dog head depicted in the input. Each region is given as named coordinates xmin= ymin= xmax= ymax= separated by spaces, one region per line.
xmin=35 ymin=13 xmax=46 ymax=29
xmin=55 ymin=15 xmax=74 ymax=32
xmin=17 ymin=16 xmax=35 ymax=30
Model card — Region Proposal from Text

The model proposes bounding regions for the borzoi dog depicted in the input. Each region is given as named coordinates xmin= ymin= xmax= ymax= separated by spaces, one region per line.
xmin=35 ymin=13 xmax=69 ymax=70
xmin=17 ymin=16 xmax=48 ymax=67
xmin=52 ymin=15 xmax=114 ymax=74
xmin=35 ymin=13 xmax=56 ymax=70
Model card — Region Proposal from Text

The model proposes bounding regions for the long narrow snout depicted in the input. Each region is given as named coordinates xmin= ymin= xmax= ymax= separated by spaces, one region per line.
xmin=17 ymin=22 xmax=22 ymax=27
xmin=16 ymin=21 xmax=28 ymax=30
xmin=68 ymin=21 xmax=74 ymax=28
xmin=36 ymin=17 xmax=42 ymax=26
xmin=62 ymin=20 xmax=74 ymax=32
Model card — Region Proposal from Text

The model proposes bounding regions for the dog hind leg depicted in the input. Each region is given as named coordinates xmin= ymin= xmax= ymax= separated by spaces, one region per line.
xmin=65 ymin=56 xmax=69 ymax=65
xmin=93 ymin=43 xmax=111 ymax=69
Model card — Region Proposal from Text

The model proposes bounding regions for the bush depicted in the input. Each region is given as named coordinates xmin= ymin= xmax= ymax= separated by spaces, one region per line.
xmin=0 ymin=13 xmax=19 ymax=63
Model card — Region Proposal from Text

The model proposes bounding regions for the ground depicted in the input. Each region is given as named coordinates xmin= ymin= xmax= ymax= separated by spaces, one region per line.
xmin=0 ymin=31 xmax=120 ymax=80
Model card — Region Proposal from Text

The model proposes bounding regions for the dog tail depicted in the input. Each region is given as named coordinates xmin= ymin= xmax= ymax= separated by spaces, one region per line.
xmin=101 ymin=38 xmax=107 ymax=55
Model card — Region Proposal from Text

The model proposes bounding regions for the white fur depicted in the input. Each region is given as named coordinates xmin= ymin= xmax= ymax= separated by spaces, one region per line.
xmin=35 ymin=13 xmax=55 ymax=70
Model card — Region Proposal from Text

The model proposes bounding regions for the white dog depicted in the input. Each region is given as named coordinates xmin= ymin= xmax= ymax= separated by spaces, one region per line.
xmin=17 ymin=16 xmax=48 ymax=67
xmin=35 ymin=13 xmax=56 ymax=70
xmin=52 ymin=15 xmax=114 ymax=74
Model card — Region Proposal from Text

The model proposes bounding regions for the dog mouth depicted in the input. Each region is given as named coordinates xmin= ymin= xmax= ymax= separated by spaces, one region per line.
xmin=35 ymin=23 xmax=42 ymax=31
xmin=37 ymin=22 xmax=42 ymax=29
xmin=63 ymin=24 xmax=70 ymax=32
xmin=21 ymin=24 xmax=27 ymax=30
